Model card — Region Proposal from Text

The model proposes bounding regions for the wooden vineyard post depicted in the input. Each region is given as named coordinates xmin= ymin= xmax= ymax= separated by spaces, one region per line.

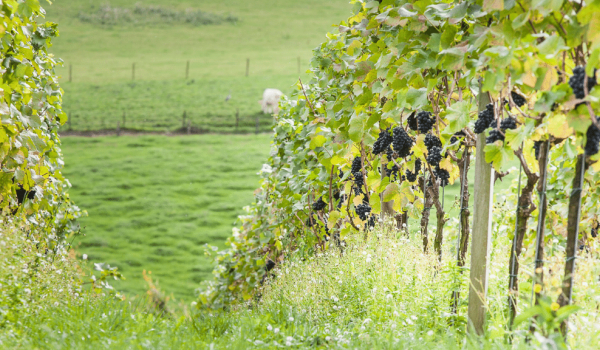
xmin=557 ymin=153 xmax=587 ymax=335
xmin=187 ymin=120 xmax=191 ymax=135
xmin=116 ymin=121 xmax=121 ymax=136
xmin=467 ymin=89 xmax=493 ymax=335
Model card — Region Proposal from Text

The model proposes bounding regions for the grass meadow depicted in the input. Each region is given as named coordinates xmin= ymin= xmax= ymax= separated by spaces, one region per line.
xmin=61 ymin=134 xmax=272 ymax=301
xmin=45 ymin=0 xmax=352 ymax=132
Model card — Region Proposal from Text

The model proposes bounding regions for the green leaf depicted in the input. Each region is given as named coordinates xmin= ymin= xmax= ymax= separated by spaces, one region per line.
xmin=446 ymin=101 xmax=473 ymax=133
xmin=485 ymin=142 xmax=515 ymax=171
xmin=309 ymin=135 xmax=327 ymax=149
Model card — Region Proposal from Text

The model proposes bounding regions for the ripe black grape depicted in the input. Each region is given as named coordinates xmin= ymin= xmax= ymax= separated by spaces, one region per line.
xmin=486 ymin=129 xmax=504 ymax=144
xmin=500 ymin=117 xmax=517 ymax=131
xmin=424 ymin=133 xmax=442 ymax=151
xmin=434 ymin=165 xmax=449 ymax=187
xmin=450 ymin=131 xmax=466 ymax=144
xmin=569 ymin=66 xmax=597 ymax=99
xmin=473 ymin=103 xmax=495 ymax=134
xmin=426 ymin=146 xmax=442 ymax=166
xmin=355 ymin=203 xmax=371 ymax=221
xmin=373 ymin=128 xmax=393 ymax=155
xmin=407 ymin=111 xmax=418 ymax=131
xmin=417 ymin=111 xmax=435 ymax=133
xmin=354 ymin=171 xmax=364 ymax=193
xmin=585 ymin=118 xmax=600 ymax=156
xmin=406 ymin=170 xmax=417 ymax=182
xmin=266 ymin=259 xmax=276 ymax=271
xmin=386 ymin=164 xmax=399 ymax=181
xmin=312 ymin=197 xmax=327 ymax=211
xmin=392 ymin=126 xmax=413 ymax=158
xmin=351 ymin=156 xmax=362 ymax=174
xmin=511 ymin=91 xmax=526 ymax=107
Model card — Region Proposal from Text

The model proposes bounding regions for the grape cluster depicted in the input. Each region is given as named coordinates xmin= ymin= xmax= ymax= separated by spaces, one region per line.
xmin=351 ymin=156 xmax=362 ymax=173
xmin=424 ymin=133 xmax=442 ymax=150
xmin=500 ymin=117 xmax=517 ymax=130
xmin=373 ymin=128 xmax=393 ymax=155
xmin=266 ymin=259 xmax=276 ymax=272
xmin=486 ymin=129 xmax=504 ymax=144
xmin=354 ymin=171 xmax=364 ymax=194
xmin=569 ymin=66 xmax=597 ymax=99
xmin=533 ymin=141 xmax=542 ymax=159
xmin=585 ymin=117 xmax=600 ymax=156
xmin=15 ymin=185 xmax=35 ymax=205
xmin=426 ymin=146 xmax=442 ymax=166
xmin=511 ymin=91 xmax=526 ymax=107
xmin=405 ymin=158 xmax=421 ymax=182
xmin=392 ymin=126 xmax=413 ymax=158
xmin=407 ymin=111 xmax=418 ymax=131
xmin=312 ymin=197 xmax=327 ymax=211
xmin=417 ymin=111 xmax=435 ymax=133
xmin=434 ymin=166 xmax=450 ymax=187
xmin=306 ymin=215 xmax=315 ymax=227
xmin=355 ymin=203 xmax=371 ymax=221
xmin=450 ymin=131 xmax=466 ymax=144
xmin=474 ymin=103 xmax=495 ymax=134
xmin=386 ymin=164 xmax=399 ymax=181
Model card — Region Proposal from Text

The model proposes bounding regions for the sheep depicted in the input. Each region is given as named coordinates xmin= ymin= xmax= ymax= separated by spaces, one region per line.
xmin=258 ymin=88 xmax=283 ymax=114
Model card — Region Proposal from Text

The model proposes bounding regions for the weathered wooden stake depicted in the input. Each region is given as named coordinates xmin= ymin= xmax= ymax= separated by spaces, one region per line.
xmin=187 ymin=120 xmax=191 ymax=135
xmin=246 ymin=58 xmax=250 ymax=77
xmin=531 ymin=140 xmax=550 ymax=305
xmin=186 ymin=60 xmax=190 ymax=80
xmin=467 ymin=89 xmax=493 ymax=336
xmin=116 ymin=121 xmax=121 ymax=136
xmin=557 ymin=153 xmax=587 ymax=335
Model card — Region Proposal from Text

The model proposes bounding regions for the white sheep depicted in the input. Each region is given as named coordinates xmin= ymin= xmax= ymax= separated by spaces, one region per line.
xmin=258 ymin=88 xmax=283 ymax=114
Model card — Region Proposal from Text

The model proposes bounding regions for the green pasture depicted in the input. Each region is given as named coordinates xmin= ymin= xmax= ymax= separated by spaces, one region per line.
xmin=61 ymin=134 xmax=272 ymax=301
xmin=45 ymin=0 xmax=352 ymax=132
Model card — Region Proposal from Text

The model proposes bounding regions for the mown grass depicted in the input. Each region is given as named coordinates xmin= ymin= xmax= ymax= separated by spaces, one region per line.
xmin=44 ymin=0 xmax=352 ymax=132
xmin=60 ymin=134 xmax=272 ymax=301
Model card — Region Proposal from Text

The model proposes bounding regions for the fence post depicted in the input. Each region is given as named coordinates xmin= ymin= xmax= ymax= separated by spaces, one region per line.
xmin=246 ymin=58 xmax=250 ymax=77
xmin=132 ymin=63 xmax=135 ymax=81
xmin=235 ymin=108 xmax=239 ymax=132
xmin=187 ymin=120 xmax=191 ymax=135
xmin=116 ymin=121 xmax=121 ymax=136
xmin=186 ymin=60 xmax=190 ymax=80
xmin=467 ymin=87 xmax=493 ymax=336
xmin=122 ymin=111 xmax=126 ymax=128
xmin=255 ymin=114 xmax=259 ymax=134
xmin=69 ymin=64 xmax=72 ymax=83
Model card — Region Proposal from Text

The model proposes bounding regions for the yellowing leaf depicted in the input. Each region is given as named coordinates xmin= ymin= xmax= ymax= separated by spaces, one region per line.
xmin=483 ymin=0 xmax=503 ymax=11
xmin=547 ymin=113 xmax=573 ymax=139
xmin=353 ymin=194 xmax=364 ymax=206
xmin=327 ymin=211 xmax=341 ymax=229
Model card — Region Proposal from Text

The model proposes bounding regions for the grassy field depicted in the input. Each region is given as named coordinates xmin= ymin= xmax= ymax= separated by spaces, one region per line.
xmin=61 ymin=134 xmax=272 ymax=301
xmin=44 ymin=0 xmax=352 ymax=132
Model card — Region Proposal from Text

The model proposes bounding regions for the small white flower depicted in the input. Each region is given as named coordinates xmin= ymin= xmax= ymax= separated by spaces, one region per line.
xmin=393 ymin=311 xmax=399 ymax=317
xmin=274 ymin=328 xmax=280 ymax=334
xmin=427 ymin=330 xmax=434 ymax=336
xmin=386 ymin=294 xmax=392 ymax=300
xmin=366 ymin=257 xmax=372 ymax=263
xmin=82 ymin=254 xmax=88 ymax=260
xmin=267 ymin=325 xmax=273 ymax=331
xmin=325 ymin=336 xmax=331 ymax=341
xmin=360 ymin=326 xmax=366 ymax=331
xmin=289 ymin=317 xmax=294 ymax=322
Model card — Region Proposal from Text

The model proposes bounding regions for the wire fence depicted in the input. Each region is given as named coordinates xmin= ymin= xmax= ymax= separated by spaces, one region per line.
xmin=60 ymin=110 xmax=275 ymax=136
